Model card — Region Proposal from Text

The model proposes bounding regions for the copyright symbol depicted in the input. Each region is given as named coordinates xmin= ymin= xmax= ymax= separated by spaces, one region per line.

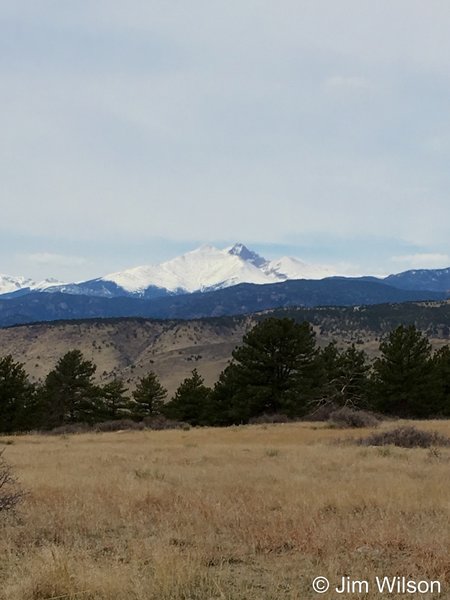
xmin=312 ymin=576 xmax=330 ymax=593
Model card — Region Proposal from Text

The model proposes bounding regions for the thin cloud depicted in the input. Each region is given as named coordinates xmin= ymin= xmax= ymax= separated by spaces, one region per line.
xmin=2 ymin=2 xmax=450 ymax=279
xmin=324 ymin=76 xmax=374 ymax=92
xmin=391 ymin=254 xmax=450 ymax=269
xmin=24 ymin=253 xmax=88 ymax=268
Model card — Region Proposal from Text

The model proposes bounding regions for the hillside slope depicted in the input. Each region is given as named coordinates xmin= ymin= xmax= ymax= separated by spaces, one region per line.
xmin=1 ymin=301 xmax=450 ymax=396
xmin=0 ymin=317 xmax=249 ymax=396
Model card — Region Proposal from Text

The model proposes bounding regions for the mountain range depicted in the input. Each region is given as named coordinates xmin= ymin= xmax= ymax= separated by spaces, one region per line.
xmin=1 ymin=243 xmax=339 ymax=299
xmin=3 ymin=243 xmax=450 ymax=300
xmin=0 ymin=243 xmax=449 ymax=327
xmin=0 ymin=275 xmax=62 ymax=296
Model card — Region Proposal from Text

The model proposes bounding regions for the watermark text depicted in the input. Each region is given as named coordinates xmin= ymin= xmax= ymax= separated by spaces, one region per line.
xmin=312 ymin=575 xmax=441 ymax=595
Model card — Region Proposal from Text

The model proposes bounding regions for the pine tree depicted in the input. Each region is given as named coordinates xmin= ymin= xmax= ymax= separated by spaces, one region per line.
xmin=132 ymin=373 xmax=167 ymax=419
xmin=164 ymin=369 xmax=210 ymax=425
xmin=0 ymin=355 xmax=35 ymax=433
xmin=208 ymin=363 xmax=241 ymax=425
xmin=100 ymin=378 xmax=130 ymax=420
xmin=430 ymin=345 xmax=450 ymax=415
xmin=372 ymin=325 xmax=434 ymax=417
xmin=43 ymin=350 xmax=99 ymax=427
xmin=229 ymin=318 xmax=318 ymax=419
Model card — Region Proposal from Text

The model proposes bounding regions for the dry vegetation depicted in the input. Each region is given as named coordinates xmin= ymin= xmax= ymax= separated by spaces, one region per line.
xmin=1 ymin=421 xmax=450 ymax=599
xmin=0 ymin=319 xmax=249 ymax=396
xmin=1 ymin=315 xmax=449 ymax=399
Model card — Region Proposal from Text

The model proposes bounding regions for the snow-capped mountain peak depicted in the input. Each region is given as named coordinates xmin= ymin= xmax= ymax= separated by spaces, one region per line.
xmin=0 ymin=274 xmax=34 ymax=295
xmin=0 ymin=275 xmax=64 ymax=296
xmin=102 ymin=244 xmax=278 ymax=294
xmin=0 ymin=243 xmax=350 ymax=300
xmin=97 ymin=242 xmax=341 ymax=297
xmin=32 ymin=277 xmax=64 ymax=290
xmin=226 ymin=243 xmax=268 ymax=268
xmin=265 ymin=256 xmax=337 ymax=280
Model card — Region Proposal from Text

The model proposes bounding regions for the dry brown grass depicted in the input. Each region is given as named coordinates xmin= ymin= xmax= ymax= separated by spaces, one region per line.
xmin=1 ymin=421 xmax=450 ymax=599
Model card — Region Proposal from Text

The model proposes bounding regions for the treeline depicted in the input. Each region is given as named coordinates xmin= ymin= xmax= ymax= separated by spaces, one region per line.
xmin=1 ymin=317 xmax=450 ymax=433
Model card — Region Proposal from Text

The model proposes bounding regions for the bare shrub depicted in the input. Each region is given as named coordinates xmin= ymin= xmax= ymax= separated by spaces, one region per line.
xmin=94 ymin=419 xmax=145 ymax=432
xmin=359 ymin=426 xmax=450 ymax=448
xmin=43 ymin=418 xmax=190 ymax=435
xmin=249 ymin=413 xmax=290 ymax=425
xmin=302 ymin=403 xmax=338 ymax=422
xmin=329 ymin=407 xmax=379 ymax=429
xmin=143 ymin=415 xmax=191 ymax=430
xmin=0 ymin=450 xmax=24 ymax=513
xmin=48 ymin=423 xmax=92 ymax=435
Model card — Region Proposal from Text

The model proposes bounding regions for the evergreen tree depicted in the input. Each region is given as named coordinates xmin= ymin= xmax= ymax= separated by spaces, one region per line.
xmin=0 ymin=355 xmax=35 ymax=433
xmin=17 ymin=382 xmax=44 ymax=432
xmin=318 ymin=341 xmax=341 ymax=377
xmin=372 ymin=325 xmax=435 ymax=417
xmin=132 ymin=373 xmax=167 ymax=418
xmin=228 ymin=318 xmax=318 ymax=420
xmin=100 ymin=378 xmax=130 ymax=420
xmin=430 ymin=345 xmax=450 ymax=415
xmin=164 ymin=369 xmax=210 ymax=425
xmin=208 ymin=363 xmax=241 ymax=425
xmin=43 ymin=350 xmax=99 ymax=427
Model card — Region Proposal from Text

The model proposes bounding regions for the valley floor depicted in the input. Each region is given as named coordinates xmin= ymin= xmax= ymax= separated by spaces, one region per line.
xmin=1 ymin=422 xmax=450 ymax=599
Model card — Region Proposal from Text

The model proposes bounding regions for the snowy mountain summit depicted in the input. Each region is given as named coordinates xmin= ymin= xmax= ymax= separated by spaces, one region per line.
xmin=0 ymin=275 xmax=62 ymax=296
xmin=4 ymin=243 xmax=450 ymax=303
xmin=100 ymin=243 xmax=337 ymax=296
xmin=102 ymin=244 xmax=276 ymax=294
xmin=0 ymin=244 xmax=340 ymax=300
xmin=226 ymin=243 xmax=267 ymax=268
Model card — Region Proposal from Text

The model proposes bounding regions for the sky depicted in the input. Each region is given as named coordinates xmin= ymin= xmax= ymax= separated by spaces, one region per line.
xmin=1 ymin=1 xmax=450 ymax=281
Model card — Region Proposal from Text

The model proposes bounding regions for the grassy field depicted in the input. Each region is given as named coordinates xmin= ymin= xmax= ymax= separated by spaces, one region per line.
xmin=1 ymin=421 xmax=450 ymax=599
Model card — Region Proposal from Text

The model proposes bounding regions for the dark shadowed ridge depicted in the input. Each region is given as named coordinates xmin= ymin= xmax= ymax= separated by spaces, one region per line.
xmin=0 ymin=277 xmax=446 ymax=328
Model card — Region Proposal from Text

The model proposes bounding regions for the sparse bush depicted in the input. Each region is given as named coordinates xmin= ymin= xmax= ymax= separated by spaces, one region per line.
xmin=302 ymin=403 xmax=338 ymax=422
xmin=329 ymin=407 xmax=379 ymax=429
xmin=249 ymin=413 xmax=290 ymax=425
xmin=359 ymin=426 xmax=450 ymax=448
xmin=427 ymin=447 xmax=443 ymax=461
xmin=44 ymin=418 xmax=190 ymax=434
xmin=265 ymin=448 xmax=280 ymax=457
xmin=0 ymin=450 xmax=24 ymax=513
xmin=143 ymin=415 xmax=191 ymax=430
xmin=48 ymin=423 xmax=92 ymax=435
xmin=94 ymin=419 xmax=145 ymax=432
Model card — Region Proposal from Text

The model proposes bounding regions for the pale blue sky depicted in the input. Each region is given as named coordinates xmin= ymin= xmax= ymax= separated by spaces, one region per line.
xmin=1 ymin=1 xmax=450 ymax=280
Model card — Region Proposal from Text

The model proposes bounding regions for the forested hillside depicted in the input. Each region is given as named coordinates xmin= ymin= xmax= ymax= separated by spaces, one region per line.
xmin=2 ymin=317 xmax=450 ymax=433
xmin=1 ymin=301 xmax=450 ymax=397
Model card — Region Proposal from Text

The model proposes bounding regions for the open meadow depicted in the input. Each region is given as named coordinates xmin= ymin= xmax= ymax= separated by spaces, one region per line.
xmin=1 ymin=421 xmax=450 ymax=599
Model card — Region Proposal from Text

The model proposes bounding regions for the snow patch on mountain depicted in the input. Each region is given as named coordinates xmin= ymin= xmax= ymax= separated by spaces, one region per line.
xmin=32 ymin=278 xmax=63 ymax=290
xmin=0 ymin=275 xmax=33 ymax=295
xmin=265 ymin=256 xmax=337 ymax=280
xmin=0 ymin=275 xmax=63 ymax=295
